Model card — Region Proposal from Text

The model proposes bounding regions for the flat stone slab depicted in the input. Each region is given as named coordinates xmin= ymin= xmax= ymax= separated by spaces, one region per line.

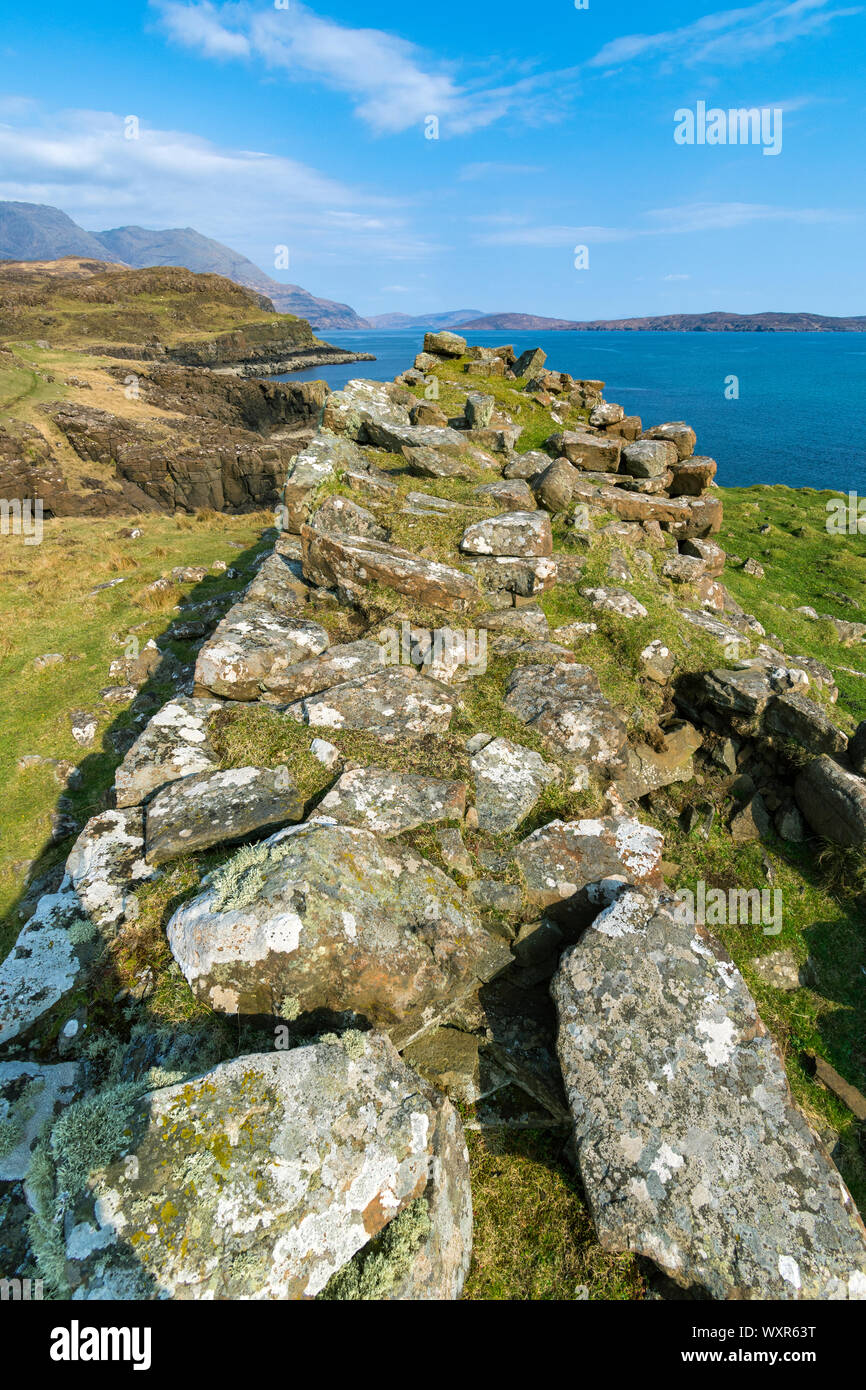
xmin=167 ymin=822 xmax=509 ymax=1045
xmin=552 ymin=889 xmax=866 ymax=1299
xmin=504 ymin=662 xmax=628 ymax=768
xmin=459 ymin=511 xmax=552 ymax=558
xmin=513 ymin=816 xmax=664 ymax=923
xmin=795 ymin=755 xmax=866 ymax=847
xmin=0 ymin=1060 xmax=82 ymax=1181
xmin=581 ymin=586 xmax=648 ymax=620
xmin=195 ymin=601 xmax=330 ymax=700
xmin=145 ymin=765 xmax=306 ymax=865
xmin=0 ymin=892 xmax=89 ymax=1048
xmin=49 ymin=1036 xmax=472 ymax=1300
xmin=301 ymin=526 xmax=479 ymax=613
xmin=312 ymin=768 xmax=466 ymax=835
xmin=572 ymin=477 xmax=722 ymax=537
xmin=470 ymin=736 xmax=559 ymax=833
xmin=114 ymin=697 xmax=223 ymax=807
xmin=63 ymin=808 xmax=152 ymax=932
xmin=284 ymin=666 xmax=455 ymax=741
xmin=261 ymin=639 xmax=387 ymax=702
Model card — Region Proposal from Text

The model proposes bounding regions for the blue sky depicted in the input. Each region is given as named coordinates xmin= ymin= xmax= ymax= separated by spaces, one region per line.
xmin=1 ymin=0 xmax=864 ymax=317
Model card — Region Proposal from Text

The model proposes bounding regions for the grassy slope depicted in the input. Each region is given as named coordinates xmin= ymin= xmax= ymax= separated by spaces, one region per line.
xmin=2 ymin=358 xmax=865 ymax=1298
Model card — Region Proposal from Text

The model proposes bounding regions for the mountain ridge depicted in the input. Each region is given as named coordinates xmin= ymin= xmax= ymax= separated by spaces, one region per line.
xmin=454 ymin=309 xmax=866 ymax=333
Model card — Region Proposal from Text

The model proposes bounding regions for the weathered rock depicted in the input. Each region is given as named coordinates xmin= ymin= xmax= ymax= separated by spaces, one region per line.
xmin=464 ymin=392 xmax=494 ymax=427
xmin=730 ymin=792 xmax=772 ymax=842
xmin=49 ymin=1036 xmax=472 ymax=1300
xmin=589 ymin=403 xmax=624 ymax=428
xmin=622 ymin=439 xmax=678 ymax=479
xmin=463 ymin=554 xmax=557 ymax=598
xmin=764 ymin=693 xmax=847 ymax=756
xmin=0 ymin=892 xmax=90 ymax=1048
xmin=505 ymin=662 xmax=628 ymax=769
xmin=663 ymin=553 xmax=706 ymax=584
xmin=195 ymin=603 xmax=330 ymax=700
xmin=166 ymin=823 xmax=509 ymax=1043
xmin=401 ymin=1028 xmax=508 ymax=1106
xmin=114 ymin=697 xmax=223 ymax=807
xmin=532 ymin=457 xmax=580 ymax=511
xmin=312 ymin=768 xmax=466 ymax=835
xmin=750 ymin=948 xmax=806 ymax=992
xmin=669 ymin=457 xmax=717 ymax=497
xmin=282 ymin=433 xmax=365 ymax=531
xmin=571 ymin=477 xmax=723 ymax=537
xmin=581 ymin=586 xmax=648 ymax=620
xmin=640 ymin=639 xmax=675 ymax=684
xmin=682 ymin=536 xmax=726 ymax=576
xmin=403 ymin=445 xmax=482 ymax=481
xmin=301 ymin=527 xmax=479 ymax=613
xmin=795 ymin=756 xmax=866 ymax=847
xmin=546 ymin=430 xmax=621 ymax=473
xmin=513 ymin=347 xmax=546 ymax=378
xmin=470 ymin=737 xmax=559 ymax=834
xmin=0 ymin=1060 xmax=82 ymax=1182
xmin=552 ymin=890 xmax=866 ymax=1298
xmin=513 ymin=817 xmax=664 ymax=924
xmin=846 ymin=721 xmax=866 ymax=776
xmin=262 ymin=639 xmax=387 ymax=702
xmin=64 ymin=808 xmax=152 ymax=931
xmin=478 ymin=605 xmax=549 ymax=640
xmin=643 ymin=421 xmax=697 ymax=460
xmin=145 ymin=766 xmax=305 ymax=864
xmin=284 ymin=667 xmax=455 ymax=741
xmin=310 ymin=494 xmax=389 ymax=542
xmin=615 ymin=723 xmax=702 ymax=802
xmin=473 ymin=478 xmax=535 ymax=510
xmin=459 ymin=511 xmax=552 ymax=558
xmin=424 ymin=330 xmax=467 ymax=357
xmin=503 ymin=449 xmax=549 ymax=480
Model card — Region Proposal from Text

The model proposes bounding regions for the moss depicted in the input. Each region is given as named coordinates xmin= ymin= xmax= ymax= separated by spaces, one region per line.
xmin=67 ymin=916 xmax=98 ymax=946
xmin=0 ymin=1116 xmax=23 ymax=1157
xmin=318 ymin=1197 xmax=431 ymax=1300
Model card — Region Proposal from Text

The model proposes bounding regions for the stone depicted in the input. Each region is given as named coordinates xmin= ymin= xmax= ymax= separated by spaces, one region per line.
xmin=640 ymin=639 xmax=675 ymax=684
xmin=479 ymin=606 xmax=549 ymax=640
xmin=464 ymin=392 xmax=494 ymax=427
xmin=403 ymin=445 xmax=481 ymax=481
xmin=614 ymin=723 xmax=703 ymax=803
xmin=194 ymin=602 xmax=330 ymax=700
xmin=552 ymin=891 xmax=866 ymax=1298
xmin=0 ymin=1060 xmax=82 ymax=1182
xmin=473 ymin=478 xmax=535 ymax=510
xmin=505 ymin=662 xmax=628 ymax=770
xmin=503 ymin=449 xmax=549 ymax=480
xmin=312 ymin=768 xmax=466 ymax=836
xmin=663 ymin=553 xmax=706 ymax=584
xmin=459 ymin=511 xmax=552 ymax=558
xmin=301 ymin=527 xmax=479 ymax=614
xmin=310 ymin=737 xmax=341 ymax=769
xmin=34 ymin=652 xmax=64 ymax=671
xmin=581 ymin=586 xmax=648 ymax=620
xmin=410 ymin=400 xmax=449 ymax=427
xmin=571 ymin=476 xmax=723 ymax=537
xmin=64 ymin=808 xmax=152 ymax=931
xmin=470 ymin=737 xmax=559 ymax=834
xmin=166 ymin=822 xmax=509 ymax=1044
xmin=847 ymin=721 xmax=866 ymax=776
xmin=70 ymin=710 xmax=98 ymax=747
xmin=764 ymin=693 xmax=847 ymax=756
xmin=424 ymin=330 xmax=467 ymax=357
xmin=751 ymin=949 xmax=805 ymax=992
xmin=49 ymin=1035 xmax=472 ymax=1301
xmin=114 ymin=697 xmax=223 ymax=807
xmin=436 ymin=827 xmax=475 ymax=877
xmin=282 ymin=433 xmax=366 ymax=531
xmin=546 ymin=430 xmax=621 ymax=473
xmin=0 ymin=892 xmax=90 ymax=1048
xmin=284 ymin=667 xmax=455 ymax=742
xmin=775 ymin=804 xmax=807 ymax=842
xmin=795 ymin=755 xmax=866 ymax=847
xmin=622 ymin=439 xmax=678 ymax=478
xmin=401 ymin=1029 xmax=508 ymax=1106
xmin=605 ymin=415 xmax=643 ymax=442
xmin=513 ymin=347 xmax=546 ymax=378
xmin=643 ymin=421 xmax=697 ymax=459
xmin=463 ymin=555 xmax=557 ymax=598
xmin=589 ymin=403 xmax=624 ymax=427
xmin=261 ymin=639 xmax=387 ymax=702
xmin=310 ymin=494 xmax=389 ymax=542
xmin=682 ymin=536 xmax=726 ymax=576
xmin=730 ymin=793 xmax=772 ymax=842
xmin=145 ymin=766 xmax=306 ymax=865
xmin=532 ymin=457 xmax=580 ymax=512
xmin=513 ymin=816 xmax=664 ymax=924
xmin=669 ymin=457 xmax=717 ymax=497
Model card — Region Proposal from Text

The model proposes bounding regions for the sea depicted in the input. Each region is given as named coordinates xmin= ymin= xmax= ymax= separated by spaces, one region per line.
xmin=273 ymin=329 xmax=866 ymax=494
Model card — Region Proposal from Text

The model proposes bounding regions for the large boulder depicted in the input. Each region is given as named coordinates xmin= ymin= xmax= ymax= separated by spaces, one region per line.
xmin=545 ymin=430 xmax=621 ymax=473
xmin=795 ymin=755 xmax=866 ymax=847
xmin=622 ymin=439 xmax=678 ymax=479
xmin=261 ymin=639 xmax=388 ymax=703
xmin=459 ymin=511 xmax=552 ymax=558
xmin=552 ymin=889 xmax=866 ymax=1298
xmin=114 ymin=697 xmax=223 ymax=808
xmin=301 ymin=527 xmax=479 ymax=613
xmin=166 ymin=822 xmax=509 ymax=1044
xmin=311 ymin=768 xmax=466 ymax=835
xmin=43 ymin=1035 xmax=472 ymax=1300
xmin=145 ymin=766 xmax=306 ymax=864
xmin=512 ymin=815 xmax=664 ymax=923
xmin=504 ymin=662 xmax=628 ymax=769
xmin=643 ymin=421 xmax=696 ymax=460
xmin=424 ymin=330 xmax=467 ymax=357
xmin=470 ymin=737 xmax=560 ymax=833
xmin=194 ymin=603 xmax=330 ymax=701
xmin=571 ymin=477 xmax=723 ymax=536
xmin=283 ymin=666 xmax=455 ymax=740
xmin=282 ymin=433 xmax=366 ymax=531
xmin=63 ymin=808 xmax=152 ymax=932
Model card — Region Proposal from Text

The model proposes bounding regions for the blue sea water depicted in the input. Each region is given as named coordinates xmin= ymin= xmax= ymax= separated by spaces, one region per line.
xmin=275 ymin=329 xmax=866 ymax=493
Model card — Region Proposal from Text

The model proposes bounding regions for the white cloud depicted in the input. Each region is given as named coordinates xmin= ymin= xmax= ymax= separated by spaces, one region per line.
xmin=588 ymin=0 xmax=862 ymax=71
xmin=0 ymin=105 xmax=440 ymax=269
xmin=473 ymin=200 xmax=857 ymax=245
xmin=153 ymin=1 xmax=578 ymax=134
xmin=458 ymin=162 xmax=545 ymax=181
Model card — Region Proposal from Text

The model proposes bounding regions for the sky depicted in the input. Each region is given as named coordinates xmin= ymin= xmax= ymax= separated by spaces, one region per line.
xmin=0 ymin=0 xmax=864 ymax=318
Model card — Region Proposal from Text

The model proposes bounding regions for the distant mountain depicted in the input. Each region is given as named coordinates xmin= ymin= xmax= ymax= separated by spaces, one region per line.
xmin=365 ymin=309 xmax=485 ymax=331
xmin=0 ymin=202 xmax=124 ymax=265
xmin=0 ymin=202 xmax=368 ymax=332
xmin=456 ymin=310 xmax=866 ymax=333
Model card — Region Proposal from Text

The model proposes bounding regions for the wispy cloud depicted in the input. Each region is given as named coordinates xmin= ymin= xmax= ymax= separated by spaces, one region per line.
xmin=588 ymin=0 xmax=862 ymax=72
xmin=473 ymin=200 xmax=858 ymax=245
xmin=152 ymin=1 xmax=578 ymax=134
xmin=458 ymin=162 xmax=545 ymax=181
xmin=0 ymin=104 xmax=440 ymax=267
